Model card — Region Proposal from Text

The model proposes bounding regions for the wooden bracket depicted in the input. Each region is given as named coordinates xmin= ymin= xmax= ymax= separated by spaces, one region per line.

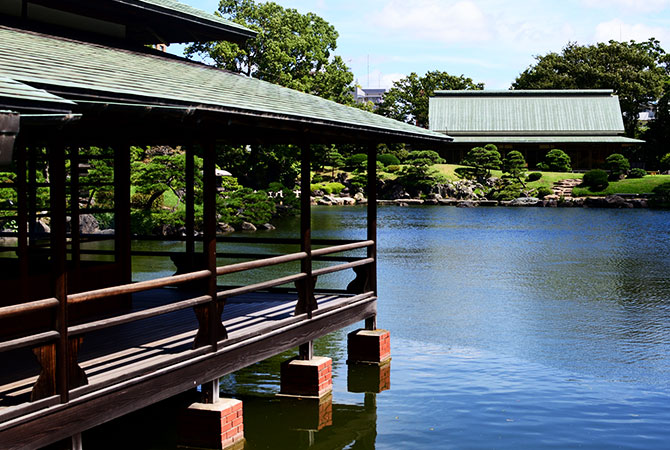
xmin=346 ymin=265 xmax=371 ymax=294
xmin=192 ymin=300 xmax=227 ymax=349
xmin=294 ymin=276 xmax=318 ymax=316
xmin=31 ymin=337 xmax=88 ymax=401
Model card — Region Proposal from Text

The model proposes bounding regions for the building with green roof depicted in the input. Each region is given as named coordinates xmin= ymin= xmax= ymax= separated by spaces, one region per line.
xmin=429 ymin=90 xmax=643 ymax=169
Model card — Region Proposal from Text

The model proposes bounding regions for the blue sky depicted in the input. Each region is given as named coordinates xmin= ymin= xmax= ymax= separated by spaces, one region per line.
xmin=177 ymin=0 xmax=670 ymax=89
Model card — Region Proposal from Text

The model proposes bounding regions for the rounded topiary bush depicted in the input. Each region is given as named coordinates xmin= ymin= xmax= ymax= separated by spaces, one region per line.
xmin=535 ymin=186 xmax=553 ymax=199
xmin=605 ymin=153 xmax=630 ymax=180
xmin=527 ymin=172 xmax=542 ymax=182
xmin=345 ymin=153 xmax=367 ymax=169
xmin=385 ymin=164 xmax=401 ymax=173
xmin=325 ymin=182 xmax=345 ymax=194
xmin=582 ymin=169 xmax=609 ymax=191
xmin=628 ymin=168 xmax=647 ymax=179
xmin=378 ymin=154 xmax=401 ymax=167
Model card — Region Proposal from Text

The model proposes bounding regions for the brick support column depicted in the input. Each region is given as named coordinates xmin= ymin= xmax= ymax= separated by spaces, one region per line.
xmin=347 ymin=329 xmax=391 ymax=365
xmin=279 ymin=356 xmax=332 ymax=399
xmin=178 ymin=399 xmax=244 ymax=450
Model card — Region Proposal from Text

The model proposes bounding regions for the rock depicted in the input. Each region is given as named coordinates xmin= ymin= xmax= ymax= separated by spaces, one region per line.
xmin=478 ymin=200 xmax=499 ymax=207
xmin=260 ymin=223 xmax=276 ymax=231
xmin=423 ymin=199 xmax=439 ymax=205
xmin=457 ymin=201 xmax=478 ymax=208
xmin=79 ymin=214 xmax=100 ymax=234
xmin=543 ymin=194 xmax=560 ymax=201
xmin=605 ymin=195 xmax=633 ymax=208
xmin=341 ymin=197 xmax=356 ymax=206
xmin=438 ymin=198 xmax=458 ymax=206
xmin=217 ymin=222 xmax=235 ymax=233
xmin=395 ymin=198 xmax=424 ymax=205
xmin=584 ymin=197 xmax=607 ymax=207
xmin=509 ymin=197 xmax=540 ymax=207
xmin=240 ymin=221 xmax=257 ymax=232
xmin=317 ymin=198 xmax=332 ymax=206
xmin=98 ymin=229 xmax=115 ymax=235
xmin=31 ymin=219 xmax=50 ymax=234
xmin=397 ymin=202 xmax=409 ymax=207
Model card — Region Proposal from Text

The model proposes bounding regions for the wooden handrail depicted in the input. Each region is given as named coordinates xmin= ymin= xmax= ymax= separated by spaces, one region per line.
xmin=0 ymin=298 xmax=59 ymax=319
xmin=216 ymin=273 xmax=308 ymax=299
xmin=69 ymin=295 xmax=211 ymax=336
xmin=0 ymin=331 xmax=60 ymax=353
xmin=67 ymin=270 xmax=212 ymax=304
xmin=311 ymin=240 xmax=373 ymax=257
xmin=216 ymin=252 xmax=307 ymax=276
xmin=312 ymin=258 xmax=375 ymax=277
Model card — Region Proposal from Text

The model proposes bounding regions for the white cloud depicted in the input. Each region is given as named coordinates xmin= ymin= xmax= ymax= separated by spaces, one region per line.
xmin=594 ymin=18 xmax=670 ymax=43
xmin=583 ymin=0 xmax=670 ymax=13
xmin=357 ymin=70 xmax=405 ymax=89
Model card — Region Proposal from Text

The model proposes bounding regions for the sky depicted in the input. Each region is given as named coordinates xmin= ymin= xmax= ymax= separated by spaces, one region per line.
xmin=175 ymin=0 xmax=670 ymax=90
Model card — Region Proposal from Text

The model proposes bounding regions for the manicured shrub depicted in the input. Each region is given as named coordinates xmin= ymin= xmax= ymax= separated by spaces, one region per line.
xmin=582 ymin=169 xmax=609 ymax=191
xmin=527 ymin=172 xmax=542 ymax=182
xmin=535 ymin=186 xmax=553 ymax=199
xmin=385 ymin=165 xmax=401 ymax=173
xmin=345 ymin=153 xmax=367 ymax=169
xmin=325 ymin=182 xmax=345 ymax=194
xmin=378 ymin=154 xmax=401 ymax=166
xmin=660 ymin=153 xmax=670 ymax=172
xmin=628 ymin=168 xmax=647 ymax=179
xmin=537 ymin=149 xmax=572 ymax=172
xmin=605 ymin=153 xmax=630 ymax=180
xmin=311 ymin=174 xmax=324 ymax=183
xmin=649 ymin=181 xmax=670 ymax=208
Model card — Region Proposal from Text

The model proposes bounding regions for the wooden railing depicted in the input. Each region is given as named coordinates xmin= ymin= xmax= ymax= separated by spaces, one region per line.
xmin=0 ymin=238 xmax=375 ymax=412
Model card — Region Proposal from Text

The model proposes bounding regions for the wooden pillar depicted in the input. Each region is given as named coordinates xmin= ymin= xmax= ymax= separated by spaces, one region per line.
xmin=193 ymin=140 xmax=226 ymax=349
xmin=16 ymin=142 xmax=29 ymax=300
xmin=296 ymin=143 xmax=315 ymax=360
xmin=50 ymin=144 xmax=69 ymax=403
xmin=365 ymin=143 xmax=378 ymax=331
xmin=114 ymin=144 xmax=132 ymax=290
xmin=201 ymin=377 xmax=220 ymax=404
xmin=70 ymin=148 xmax=81 ymax=286
xmin=28 ymin=145 xmax=36 ymax=248
xmin=185 ymin=145 xmax=195 ymax=263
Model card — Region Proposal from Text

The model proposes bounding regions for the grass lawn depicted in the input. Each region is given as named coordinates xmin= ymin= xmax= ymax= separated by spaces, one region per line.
xmin=572 ymin=175 xmax=670 ymax=196
xmin=433 ymin=164 xmax=582 ymax=189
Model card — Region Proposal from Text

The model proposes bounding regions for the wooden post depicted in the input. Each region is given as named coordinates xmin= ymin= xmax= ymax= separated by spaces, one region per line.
xmin=51 ymin=144 xmax=69 ymax=403
xmin=201 ymin=377 xmax=220 ymax=404
xmin=365 ymin=143 xmax=378 ymax=331
xmin=70 ymin=148 xmax=81 ymax=287
xmin=114 ymin=143 xmax=132 ymax=293
xmin=296 ymin=143 xmax=316 ymax=360
xmin=28 ymin=145 xmax=36 ymax=248
xmin=185 ymin=145 xmax=195 ymax=264
xmin=193 ymin=140 xmax=227 ymax=349
xmin=16 ymin=142 xmax=28 ymax=301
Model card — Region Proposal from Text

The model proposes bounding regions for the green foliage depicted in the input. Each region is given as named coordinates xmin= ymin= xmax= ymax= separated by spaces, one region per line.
xmin=80 ymin=147 xmax=115 ymax=208
xmin=537 ymin=149 xmax=571 ymax=172
xmin=185 ymin=0 xmax=354 ymax=104
xmin=605 ymin=153 xmax=630 ymax=180
xmin=582 ymin=169 xmax=609 ymax=190
xmin=405 ymin=150 xmax=445 ymax=165
xmin=461 ymin=144 xmax=502 ymax=181
xmin=377 ymin=71 xmax=484 ymax=128
xmin=345 ymin=153 xmax=367 ymax=170
xmin=660 ymin=153 xmax=670 ymax=172
xmin=513 ymin=39 xmax=668 ymax=136
xmin=385 ymin=165 xmax=401 ymax=173
xmin=396 ymin=152 xmax=446 ymax=195
xmin=490 ymin=180 xmax=523 ymax=201
xmin=535 ymin=186 xmax=554 ymax=199
xmin=502 ymin=150 xmax=528 ymax=186
xmin=378 ymin=154 xmax=401 ymax=167
xmin=628 ymin=168 xmax=648 ymax=179
xmin=527 ymin=172 xmax=542 ymax=182
xmin=649 ymin=182 xmax=670 ymax=208
xmin=219 ymin=188 xmax=276 ymax=226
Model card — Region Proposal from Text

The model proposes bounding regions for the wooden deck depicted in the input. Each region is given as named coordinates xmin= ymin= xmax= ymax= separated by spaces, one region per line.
xmin=0 ymin=288 xmax=376 ymax=449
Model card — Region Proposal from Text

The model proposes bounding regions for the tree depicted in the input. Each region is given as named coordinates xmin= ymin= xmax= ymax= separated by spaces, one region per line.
xmin=502 ymin=150 xmax=528 ymax=187
xmin=459 ymin=144 xmax=502 ymax=181
xmin=396 ymin=151 xmax=446 ymax=196
xmin=537 ymin=149 xmax=571 ymax=172
xmin=513 ymin=39 xmax=668 ymax=136
xmin=643 ymin=81 xmax=670 ymax=168
xmin=185 ymin=0 xmax=354 ymax=104
xmin=605 ymin=153 xmax=630 ymax=180
xmin=377 ymin=71 xmax=484 ymax=128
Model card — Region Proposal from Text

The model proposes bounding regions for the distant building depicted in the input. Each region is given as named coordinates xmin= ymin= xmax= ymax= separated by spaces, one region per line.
xmin=429 ymin=89 xmax=644 ymax=169
xmin=353 ymin=87 xmax=386 ymax=107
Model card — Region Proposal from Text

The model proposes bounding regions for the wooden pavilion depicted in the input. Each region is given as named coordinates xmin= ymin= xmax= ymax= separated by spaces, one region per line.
xmin=0 ymin=1 xmax=450 ymax=448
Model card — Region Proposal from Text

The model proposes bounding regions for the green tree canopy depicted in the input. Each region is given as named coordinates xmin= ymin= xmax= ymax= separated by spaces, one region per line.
xmin=185 ymin=0 xmax=354 ymax=104
xmin=513 ymin=39 xmax=669 ymax=136
xmin=377 ymin=71 xmax=484 ymax=128
xmin=502 ymin=150 xmax=528 ymax=187
xmin=537 ymin=149 xmax=572 ymax=172
xmin=459 ymin=144 xmax=502 ymax=181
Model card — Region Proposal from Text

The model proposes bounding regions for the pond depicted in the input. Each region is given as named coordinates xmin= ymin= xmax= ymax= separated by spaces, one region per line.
xmin=88 ymin=206 xmax=670 ymax=449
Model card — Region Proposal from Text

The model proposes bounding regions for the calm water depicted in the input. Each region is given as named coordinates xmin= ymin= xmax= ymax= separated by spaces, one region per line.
xmin=94 ymin=206 xmax=670 ymax=449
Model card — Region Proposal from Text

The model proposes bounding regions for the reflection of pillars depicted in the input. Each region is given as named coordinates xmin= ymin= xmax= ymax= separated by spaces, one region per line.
xmin=278 ymin=393 xmax=333 ymax=431
xmin=178 ymin=398 xmax=245 ymax=450
xmin=347 ymin=360 xmax=390 ymax=394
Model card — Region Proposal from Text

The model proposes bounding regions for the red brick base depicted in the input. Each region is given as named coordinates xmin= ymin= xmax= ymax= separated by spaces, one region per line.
xmin=177 ymin=399 xmax=244 ymax=450
xmin=347 ymin=329 xmax=391 ymax=365
xmin=279 ymin=356 xmax=332 ymax=398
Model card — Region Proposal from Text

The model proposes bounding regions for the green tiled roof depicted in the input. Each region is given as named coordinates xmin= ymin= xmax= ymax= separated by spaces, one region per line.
xmin=0 ymin=26 xmax=449 ymax=144
xmin=129 ymin=0 xmax=254 ymax=36
xmin=451 ymin=136 xmax=644 ymax=144
xmin=429 ymin=90 xmax=625 ymax=136
xmin=0 ymin=75 xmax=76 ymax=112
